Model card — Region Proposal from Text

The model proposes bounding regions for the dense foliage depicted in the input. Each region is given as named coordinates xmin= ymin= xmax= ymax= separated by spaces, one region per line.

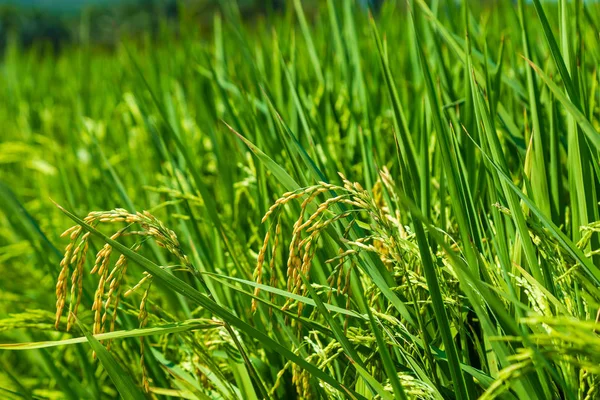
xmin=2 ymin=0 xmax=600 ymax=399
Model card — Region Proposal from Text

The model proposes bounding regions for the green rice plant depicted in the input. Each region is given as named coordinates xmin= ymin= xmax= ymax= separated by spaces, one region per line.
xmin=2 ymin=0 xmax=600 ymax=398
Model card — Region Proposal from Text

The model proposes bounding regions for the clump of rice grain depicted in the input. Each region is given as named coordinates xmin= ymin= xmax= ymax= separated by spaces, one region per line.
xmin=253 ymin=169 xmax=418 ymax=317
xmin=55 ymin=208 xmax=195 ymax=391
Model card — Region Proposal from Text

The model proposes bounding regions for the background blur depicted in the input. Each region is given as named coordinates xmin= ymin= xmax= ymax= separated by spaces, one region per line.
xmin=0 ymin=0 xmax=298 ymax=52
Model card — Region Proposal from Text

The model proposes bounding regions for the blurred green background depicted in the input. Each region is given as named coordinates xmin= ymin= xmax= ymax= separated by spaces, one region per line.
xmin=0 ymin=0 xmax=292 ymax=51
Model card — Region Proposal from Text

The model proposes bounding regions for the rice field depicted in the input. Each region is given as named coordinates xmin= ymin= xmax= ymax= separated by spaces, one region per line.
xmin=2 ymin=0 xmax=600 ymax=398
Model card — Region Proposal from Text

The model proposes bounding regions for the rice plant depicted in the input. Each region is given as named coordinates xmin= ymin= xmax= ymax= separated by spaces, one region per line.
xmin=2 ymin=0 xmax=600 ymax=399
